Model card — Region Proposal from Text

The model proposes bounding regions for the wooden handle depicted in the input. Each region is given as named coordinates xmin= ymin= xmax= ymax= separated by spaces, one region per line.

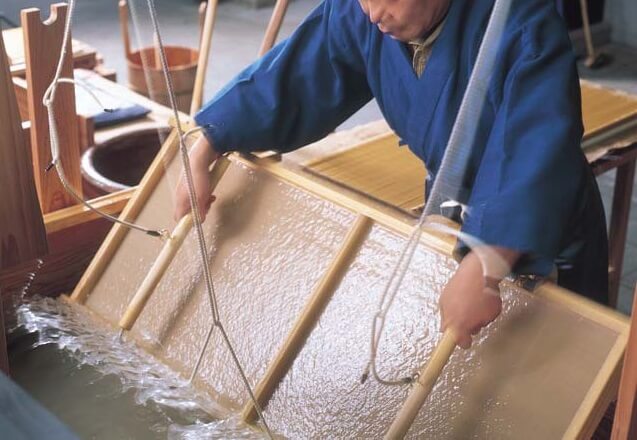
xmin=198 ymin=1 xmax=207 ymax=47
xmin=190 ymin=0 xmax=219 ymax=115
xmin=118 ymin=0 xmax=132 ymax=58
xmin=579 ymin=0 xmax=595 ymax=60
xmin=241 ymin=215 xmax=374 ymax=423
xmin=258 ymin=0 xmax=290 ymax=57
xmin=384 ymin=329 xmax=457 ymax=440
xmin=118 ymin=156 xmax=230 ymax=331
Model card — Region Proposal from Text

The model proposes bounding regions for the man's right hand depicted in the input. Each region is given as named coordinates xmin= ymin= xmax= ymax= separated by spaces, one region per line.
xmin=173 ymin=135 xmax=220 ymax=222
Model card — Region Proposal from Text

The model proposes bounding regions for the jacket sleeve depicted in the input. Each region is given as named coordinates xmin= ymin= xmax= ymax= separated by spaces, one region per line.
xmin=194 ymin=0 xmax=372 ymax=154
xmin=459 ymin=8 xmax=585 ymax=275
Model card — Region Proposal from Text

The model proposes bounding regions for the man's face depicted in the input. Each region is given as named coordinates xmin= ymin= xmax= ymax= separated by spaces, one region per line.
xmin=358 ymin=0 xmax=450 ymax=42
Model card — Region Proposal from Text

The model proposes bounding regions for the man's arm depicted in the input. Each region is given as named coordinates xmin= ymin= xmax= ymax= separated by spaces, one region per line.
xmin=193 ymin=0 xmax=372 ymax=155
xmin=174 ymin=0 xmax=372 ymax=220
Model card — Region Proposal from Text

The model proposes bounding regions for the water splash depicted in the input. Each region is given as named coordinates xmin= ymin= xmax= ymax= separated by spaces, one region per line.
xmin=10 ymin=295 xmax=268 ymax=439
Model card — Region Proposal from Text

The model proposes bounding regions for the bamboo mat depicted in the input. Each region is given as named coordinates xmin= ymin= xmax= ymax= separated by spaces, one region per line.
xmin=304 ymin=133 xmax=426 ymax=211
xmin=305 ymin=82 xmax=637 ymax=211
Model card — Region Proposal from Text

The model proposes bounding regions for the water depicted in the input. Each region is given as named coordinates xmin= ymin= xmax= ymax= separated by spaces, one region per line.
xmin=8 ymin=295 xmax=267 ymax=439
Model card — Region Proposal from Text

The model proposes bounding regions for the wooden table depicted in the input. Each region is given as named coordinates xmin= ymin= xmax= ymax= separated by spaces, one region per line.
xmin=2 ymin=27 xmax=98 ymax=77
xmin=581 ymin=81 xmax=637 ymax=308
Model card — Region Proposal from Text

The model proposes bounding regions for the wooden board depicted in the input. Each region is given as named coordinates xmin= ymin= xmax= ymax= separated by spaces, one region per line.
xmin=0 ymin=23 xmax=47 ymax=270
xmin=66 ymin=120 xmax=627 ymax=438
xmin=22 ymin=4 xmax=83 ymax=213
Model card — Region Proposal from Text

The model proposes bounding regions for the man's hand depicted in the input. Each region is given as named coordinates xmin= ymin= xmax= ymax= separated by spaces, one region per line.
xmin=439 ymin=248 xmax=519 ymax=349
xmin=173 ymin=135 xmax=220 ymax=222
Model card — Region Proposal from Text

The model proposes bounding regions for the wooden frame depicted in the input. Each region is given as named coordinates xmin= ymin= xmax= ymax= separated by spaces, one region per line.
xmin=67 ymin=123 xmax=628 ymax=437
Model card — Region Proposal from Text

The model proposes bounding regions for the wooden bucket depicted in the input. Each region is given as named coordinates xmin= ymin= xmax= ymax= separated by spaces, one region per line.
xmin=119 ymin=0 xmax=201 ymax=113
xmin=126 ymin=46 xmax=198 ymax=113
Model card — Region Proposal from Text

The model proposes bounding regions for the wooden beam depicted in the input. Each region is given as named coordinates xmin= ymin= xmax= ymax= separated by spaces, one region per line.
xmin=0 ymin=290 xmax=8 ymax=376
xmin=241 ymin=215 xmax=373 ymax=422
xmin=22 ymin=4 xmax=83 ymax=213
xmin=43 ymin=188 xmax=134 ymax=235
xmin=69 ymin=126 xmax=186 ymax=304
xmin=608 ymin=159 xmax=636 ymax=308
xmin=612 ymin=285 xmax=637 ymax=440
xmin=0 ymin=23 xmax=48 ymax=271
xmin=258 ymin=0 xmax=289 ymax=57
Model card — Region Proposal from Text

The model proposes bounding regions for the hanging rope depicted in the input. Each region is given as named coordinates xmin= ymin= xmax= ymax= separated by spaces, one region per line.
xmin=362 ymin=0 xmax=513 ymax=387
xmin=138 ymin=0 xmax=274 ymax=437
xmin=43 ymin=0 xmax=168 ymax=239
xmin=44 ymin=1 xmax=274 ymax=437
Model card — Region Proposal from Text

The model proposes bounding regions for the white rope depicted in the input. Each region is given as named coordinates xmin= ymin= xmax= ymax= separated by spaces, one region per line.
xmin=139 ymin=1 xmax=274 ymax=437
xmin=363 ymin=0 xmax=513 ymax=387
xmin=44 ymin=1 xmax=273 ymax=437
xmin=43 ymin=0 xmax=168 ymax=239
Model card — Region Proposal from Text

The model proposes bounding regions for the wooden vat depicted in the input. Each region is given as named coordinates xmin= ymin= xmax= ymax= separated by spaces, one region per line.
xmin=81 ymin=128 xmax=169 ymax=197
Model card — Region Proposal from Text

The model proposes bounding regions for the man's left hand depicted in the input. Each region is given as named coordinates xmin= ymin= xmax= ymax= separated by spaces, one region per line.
xmin=439 ymin=248 xmax=518 ymax=349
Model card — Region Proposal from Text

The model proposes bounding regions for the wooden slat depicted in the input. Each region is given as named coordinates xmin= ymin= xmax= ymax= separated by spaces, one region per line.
xmin=22 ymin=4 xmax=83 ymax=213
xmin=0 ymin=23 xmax=48 ymax=270
xmin=612 ymin=285 xmax=637 ymax=440
xmin=241 ymin=215 xmax=374 ymax=422
xmin=43 ymin=188 xmax=134 ymax=235
xmin=69 ymin=126 xmax=185 ymax=304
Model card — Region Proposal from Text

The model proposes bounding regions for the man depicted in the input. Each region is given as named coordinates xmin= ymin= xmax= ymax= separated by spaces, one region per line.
xmin=174 ymin=0 xmax=608 ymax=349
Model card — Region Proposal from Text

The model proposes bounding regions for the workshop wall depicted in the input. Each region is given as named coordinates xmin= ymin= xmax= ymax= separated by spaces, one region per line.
xmin=606 ymin=0 xmax=637 ymax=46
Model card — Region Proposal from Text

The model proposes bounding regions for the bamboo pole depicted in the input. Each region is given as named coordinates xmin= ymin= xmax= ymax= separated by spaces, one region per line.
xmin=384 ymin=329 xmax=457 ymax=440
xmin=117 ymin=156 xmax=230 ymax=332
xmin=258 ymin=0 xmax=289 ymax=57
xmin=241 ymin=215 xmax=373 ymax=422
xmin=118 ymin=1 xmax=132 ymax=59
xmin=579 ymin=0 xmax=608 ymax=69
xmin=189 ymin=0 xmax=219 ymax=115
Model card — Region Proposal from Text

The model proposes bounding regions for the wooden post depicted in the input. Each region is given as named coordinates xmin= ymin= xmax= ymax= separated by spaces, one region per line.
xmin=189 ymin=0 xmax=219 ymax=116
xmin=384 ymin=329 xmax=457 ymax=439
xmin=241 ymin=215 xmax=373 ymax=422
xmin=0 ymin=27 xmax=48 ymax=270
xmin=0 ymin=299 xmax=8 ymax=376
xmin=118 ymin=1 xmax=132 ymax=60
xmin=22 ymin=4 xmax=83 ymax=213
xmin=612 ymin=285 xmax=637 ymax=440
xmin=117 ymin=157 xmax=230 ymax=331
xmin=608 ymin=159 xmax=636 ymax=308
xmin=0 ymin=24 xmax=49 ymax=377
xmin=258 ymin=0 xmax=289 ymax=57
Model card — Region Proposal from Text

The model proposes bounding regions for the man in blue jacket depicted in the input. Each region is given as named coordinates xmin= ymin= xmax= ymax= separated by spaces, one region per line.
xmin=174 ymin=0 xmax=608 ymax=349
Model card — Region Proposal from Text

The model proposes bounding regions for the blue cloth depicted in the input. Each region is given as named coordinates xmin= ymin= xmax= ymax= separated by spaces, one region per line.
xmin=195 ymin=0 xmax=608 ymax=303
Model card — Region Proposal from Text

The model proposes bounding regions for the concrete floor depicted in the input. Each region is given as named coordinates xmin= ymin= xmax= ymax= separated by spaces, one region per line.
xmin=25 ymin=0 xmax=637 ymax=313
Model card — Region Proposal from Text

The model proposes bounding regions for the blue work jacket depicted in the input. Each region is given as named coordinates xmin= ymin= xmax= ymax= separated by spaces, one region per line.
xmin=196 ymin=0 xmax=608 ymax=302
